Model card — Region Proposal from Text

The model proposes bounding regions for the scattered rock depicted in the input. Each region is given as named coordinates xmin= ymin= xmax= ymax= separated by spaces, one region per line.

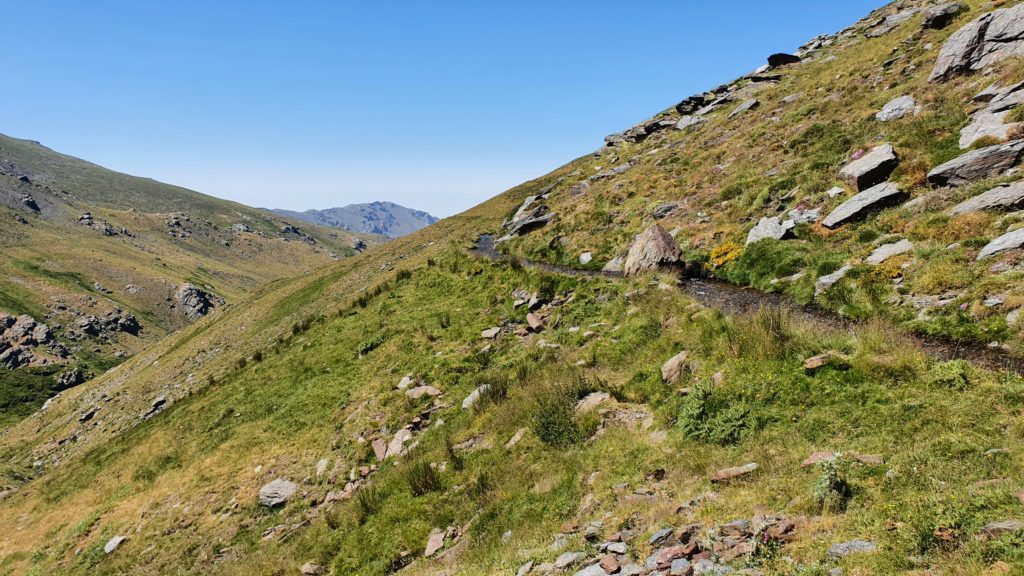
xmin=575 ymin=392 xmax=611 ymax=414
xmin=866 ymin=239 xmax=914 ymax=265
xmin=838 ymin=144 xmax=899 ymax=191
xmin=802 ymin=451 xmax=837 ymax=467
xmin=481 ymin=327 xmax=501 ymax=339
xmin=579 ymin=252 xmax=593 ymax=265
xmin=623 ymin=224 xmax=682 ymax=276
xmin=104 ymin=535 xmax=127 ymax=554
xmin=526 ymin=313 xmax=545 ymax=332
xmin=729 ymin=99 xmax=759 ymax=118
xmin=921 ymin=2 xmax=966 ymax=30
xmin=804 ymin=352 xmax=849 ymax=372
xmin=978 ymin=520 xmax=1024 ymax=541
xmin=676 ymin=116 xmax=706 ymax=131
xmin=425 ymin=529 xmax=446 ymax=557
xmin=746 ymin=216 xmax=795 ymax=245
xmin=661 ymin=351 xmax=689 ymax=384
xmin=653 ymin=202 xmax=680 ymax=219
xmin=710 ymin=462 xmax=758 ymax=483
xmin=929 ymin=4 xmax=1024 ymax=82
xmin=978 ymin=228 xmax=1024 ymax=260
xmin=928 ymin=141 xmax=1024 ymax=187
xmin=386 ymin=428 xmax=412 ymax=459
xmin=876 ymin=95 xmax=918 ymax=121
xmin=822 ymin=182 xmax=907 ymax=228
xmin=815 ymin=265 xmax=853 ymax=296
xmin=602 ymin=256 xmax=625 ymax=274
xmin=948 ymin=182 xmax=1024 ymax=215
xmin=300 ymin=562 xmax=326 ymax=575
xmin=406 ymin=385 xmax=442 ymax=399
xmin=259 ymin=478 xmax=297 ymax=507
xmin=555 ymin=551 xmax=585 ymax=570
xmin=826 ymin=540 xmax=877 ymax=559
xmin=462 ymin=384 xmax=490 ymax=410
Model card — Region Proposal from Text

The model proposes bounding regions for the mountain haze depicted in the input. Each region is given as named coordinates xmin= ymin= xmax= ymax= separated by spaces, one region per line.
xmin=6 ymin=2 xmax=1024 ymax=576
xmin=272 ymin=201 xmax=439 ymax=238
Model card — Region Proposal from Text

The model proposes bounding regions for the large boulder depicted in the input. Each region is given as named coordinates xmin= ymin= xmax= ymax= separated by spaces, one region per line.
xmin=839 ymin=144 xmax=899 ymax=191
xmin=767 ymin=53 xmax=801 ymax=67
xmin=623 ymin=224 xmax=682 ymax=276
xmin=746 ymin=216 xmax=795 ymax=245
xmin=174 ymin=284 xmax=217 ymax=321
xmin=927 ymin=140 xmax=1024 ymax=187
xmin=978 ymin=228 xmax=1024 ymax=260
xmin=929 ymin=4 xmax=1024 ymax=82
xmin=948 ymin=182 xmax=1024 ymax=215
xmin=822 ymin=182 xmax=907 ymax=229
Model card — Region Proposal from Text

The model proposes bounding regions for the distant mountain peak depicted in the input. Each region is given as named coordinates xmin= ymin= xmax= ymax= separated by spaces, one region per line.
xmin=271 ymin=201 xmax=438 ymax=239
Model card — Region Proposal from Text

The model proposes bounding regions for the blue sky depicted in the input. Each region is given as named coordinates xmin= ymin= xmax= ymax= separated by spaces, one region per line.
xmin=4 ymin=1 xmax=886 ymax=217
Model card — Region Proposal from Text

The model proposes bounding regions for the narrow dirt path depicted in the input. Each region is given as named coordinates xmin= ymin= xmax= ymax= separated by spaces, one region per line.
xmin=471 ymin=234 xmax=1024 ymax=375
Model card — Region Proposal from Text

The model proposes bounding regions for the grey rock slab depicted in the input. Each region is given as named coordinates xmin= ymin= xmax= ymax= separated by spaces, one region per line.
xmin=676 ymin=116 xmax=706 ymax=131
xmin=554 ymin=551 xmax=586 ymax=569
xmin=822 ymin=182 xmax=907 ymax=229
xmin=602 ymin=256 xmax=624 ymax=274
xmin=826 ymin=540 xmax=877 ymax=559
xmin=978 ymin=228 xmax=1024 ymax=260
xmin=729 ymin=99 xmax=759 ymax=118
xmin=876 ymin=95 xmax=918 ymax=121
xmin=867 ymin=239 xmax=914 ymax=265
xmin=839 ymin=144 xmax=899 ymax=191
xmin=930 ymin=4 xmax=1024 ymax=82
xmin=746 ymin=216 xmax=795 ymax=245
xmin=949 ymin=182 xmax=1024 ymax=215
xmin=573 ymin=564 xmax=606 ymax=576
xmin=104 ymin=535 xmax=127 ymax=554
xmin=928 ymin=140 xmax=1024 ymax=187
xmin=959 ymin=109 xmax=1018 ymax=149
xmin=259 ymin=478 xmax=297 ymax=507
xmin=978 ymin=520 xmax=1024 ymax=540
xmin=815 ymin=265 xmax=853 ymax=296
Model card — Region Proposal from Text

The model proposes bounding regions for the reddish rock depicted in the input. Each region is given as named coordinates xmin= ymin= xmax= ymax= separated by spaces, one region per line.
xmin=655 ymin=545 xmax=691 ymax=569
xmin=526 ymin=312 xmax=545 ymax=331
xmin=801 ymin=451 xmax=836 ymax=467
xmin=710 ymin=462 xmax=758 ymax=483
xmin=854 ymin=453 xmax=884 ymax=466
xmin=599 ymin=554 xmax=621 ymax=574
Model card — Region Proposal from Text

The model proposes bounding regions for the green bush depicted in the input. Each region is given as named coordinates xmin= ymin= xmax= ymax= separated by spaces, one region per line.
xmin=405 ymin=461 xmax=442 ymax=496
xmin=678 ymin=383 xmax=751 ymax=445
xmin=531 ymin=386 xmax=585 ymax=448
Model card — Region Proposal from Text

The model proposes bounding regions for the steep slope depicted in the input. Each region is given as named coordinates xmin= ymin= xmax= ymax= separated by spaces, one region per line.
xmin=272 ymin=201 xmax=439 ymax=238
xmin=0 ymin=134 xmax=381 ymax=423
xmin=4 ymin=2 xmax=1024 ymax=576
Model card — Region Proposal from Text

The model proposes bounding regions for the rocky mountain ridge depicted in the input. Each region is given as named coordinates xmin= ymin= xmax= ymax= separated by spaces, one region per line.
xmin=272 ymin=201 xmax=439 ymax=238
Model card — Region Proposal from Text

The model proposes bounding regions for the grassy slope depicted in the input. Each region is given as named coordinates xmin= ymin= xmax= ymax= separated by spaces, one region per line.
xmin=498 ymin=0 xmax=1024 ymax=352
xmin=3 ymin=2 xmax=1024 ymax=575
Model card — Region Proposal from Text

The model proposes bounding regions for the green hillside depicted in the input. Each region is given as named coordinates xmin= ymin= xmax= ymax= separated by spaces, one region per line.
xmin=4 ymin=1 xmax=1024 ymax=575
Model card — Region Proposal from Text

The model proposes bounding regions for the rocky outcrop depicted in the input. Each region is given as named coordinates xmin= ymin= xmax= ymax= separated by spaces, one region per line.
xmin=978 ymin=228 xmax=1024 ymax=260
xmin=960 ymin=81 xmax=1024 ymax=148
xmin=623 ymin=225 xmax=682 ymax=276
xmin=921 ymin=3 xmax=965 ymax=30
xmin=948 ymin=182 xmax=1024 ymax=215
xmin=767 ymin=53 xmax=801 ymax=67
xmin=822 ymin=182 xmax=907 ymax=229
xmin=839 ymin=144 xmax=899 ymax=191
xmin=929 ymin=4 xmax=1024 ymax=82
xmin=746 ymin=216 xmax=795 ymax=245
xmin=174 ymin=284 xmax=219 ymax=321
xmin=927 ymin=140 xmax=1024 ymax=187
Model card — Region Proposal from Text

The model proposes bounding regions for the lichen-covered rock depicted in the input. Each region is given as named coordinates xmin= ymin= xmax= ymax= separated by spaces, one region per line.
xmin=867 ymin=239 xmax=914 ymax=265
xmin=949 ymin=182 xmax=1024 ymax=215
xmin=258 ymin=478 xmax=297 ymax=507
xmin=876 ymin=95 xmax=918 ymax=121
xmin=746 ymin=216 xmax=795 ymax=245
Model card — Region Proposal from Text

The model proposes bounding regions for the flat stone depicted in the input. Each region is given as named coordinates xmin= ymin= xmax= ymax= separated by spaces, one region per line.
xmin=867 ymin=239 xmax=914 ymax=264
xmin=815 ymin=265 xmax=853 ymax=296
xmin=949 ymin=182 xmax=1024 ymax=215
xmin=959 ymin=109 xmax=1020 ymax=149
xmin=104 ymin=535 xmax=127 ymax=554
xmin=710 ymin=462 xmax=758 ymax=483
xmin=555 ymin=551 xmax=586 ymax=569
xmin=978 ymin=228 xmax=1024 ymax=260
xmin=802 ymin=451 xmax=837 ymax=467
xmin=526 ymin=313 xmax=545 ymax=331
xmin=575 ymin=392 xmax=611 ymax=414
xmin=729 ymin=99 xmax=759 ymax=118
xmin=928 ymin=140 xmax=1024 ymax=187
xmin=676 ymin=116 xmax=706 ymax=131
xmin=826 ymin=540 xmax=877 ymax=559
xmin=386 ymin=428 xmax=412 ymax=459
xmin=300 ymin=562 xmax=326 ymax=575
xmin=838 ymin=144 xmax=899 ymax=191
xmin=746 ymin=216 xmax=795 ymax=245
xmin=876 ymin=95 xmax=918 ymax=122
xmin=259 ymin=478 xmax=297 ymax=507
xmin=406 ymin=385 xmax=442 ymax=399
xmin=822 ymin=182 xmax=906 ymax=228
xmin=481 ymin=327 xmax=501 ymax=339
xmin=602 ymin=256 xmax=624 ymax=273
xmin=649 ymin=527 xmax=675 ymax=546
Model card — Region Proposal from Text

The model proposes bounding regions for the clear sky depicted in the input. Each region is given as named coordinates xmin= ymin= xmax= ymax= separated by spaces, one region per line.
xmin=4 ymin=1 xmax=886 ymax=218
